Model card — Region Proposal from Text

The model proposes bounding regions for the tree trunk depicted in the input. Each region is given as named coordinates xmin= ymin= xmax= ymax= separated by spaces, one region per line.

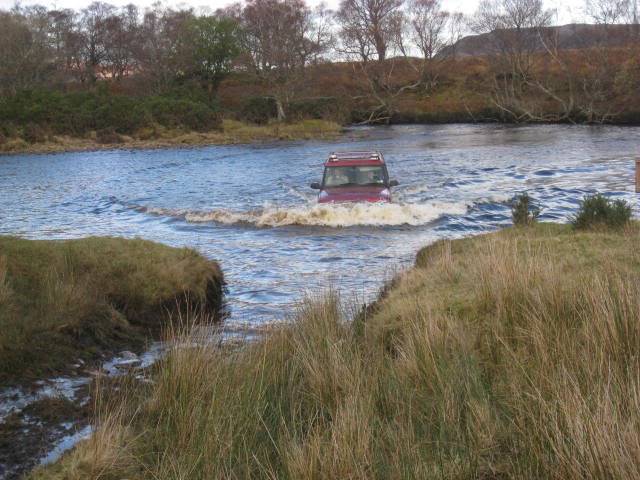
xmin=275 ymin=96 xmax=286 ymax=121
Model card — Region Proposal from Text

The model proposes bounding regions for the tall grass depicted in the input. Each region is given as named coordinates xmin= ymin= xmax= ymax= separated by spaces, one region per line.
xmin=0 ymin=255 xmax=10 ymax=304
xmin=221 ymin=119 xmax=342 ymax=142
xmin=0 ymin=119 xmax=344 ymax=154
xmin=0 ymin=236 xmax=223 ymax=384
xmin=34 ymin=223 xmax=640 ymax=479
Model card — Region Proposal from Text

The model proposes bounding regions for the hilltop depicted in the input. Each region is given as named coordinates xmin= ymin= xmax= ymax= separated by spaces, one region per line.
xmin=446 ymin=23 xmax=639 ymax=57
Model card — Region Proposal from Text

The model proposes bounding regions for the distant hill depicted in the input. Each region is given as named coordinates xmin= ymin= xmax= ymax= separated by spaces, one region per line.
xmin=446 ymin=23 xmax=639 ymax=57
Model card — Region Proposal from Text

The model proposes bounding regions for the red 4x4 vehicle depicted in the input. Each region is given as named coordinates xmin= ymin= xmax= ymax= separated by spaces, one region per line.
xmin=310 ymin=151 xmax=399 ymax=204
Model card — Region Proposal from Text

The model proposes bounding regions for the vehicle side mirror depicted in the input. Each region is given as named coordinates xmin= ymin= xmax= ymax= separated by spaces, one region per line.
xmin=310 ymin=182 xmax=321 ymax=189
xmin=388 ymin=179 xmax=399 ymax=187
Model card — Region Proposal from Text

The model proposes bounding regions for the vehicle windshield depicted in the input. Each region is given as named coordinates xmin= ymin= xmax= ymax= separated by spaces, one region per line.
xmin=323 ymin=166 xmax=386 ymax=187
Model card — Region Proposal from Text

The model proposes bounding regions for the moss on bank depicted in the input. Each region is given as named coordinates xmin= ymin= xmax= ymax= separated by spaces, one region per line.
xmin=32 ymin=222 xmax=640 ymax=479
xmin=0 ymin=119 xmax=343 ymax=155
xmin=0 ymin=236 xmax=223 ymax=385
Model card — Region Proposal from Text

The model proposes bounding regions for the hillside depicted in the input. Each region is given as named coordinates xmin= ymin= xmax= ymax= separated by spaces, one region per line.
xmin=447 ymin=23 xmax=640 ymax=57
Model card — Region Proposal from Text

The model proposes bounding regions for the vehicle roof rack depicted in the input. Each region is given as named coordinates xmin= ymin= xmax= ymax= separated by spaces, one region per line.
xmin=328 ymin=151 xmax=383 ymax=162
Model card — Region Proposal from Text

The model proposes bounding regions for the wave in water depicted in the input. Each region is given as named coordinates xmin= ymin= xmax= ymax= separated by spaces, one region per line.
xmin=138 ymin=201 xmax=468 ymax=228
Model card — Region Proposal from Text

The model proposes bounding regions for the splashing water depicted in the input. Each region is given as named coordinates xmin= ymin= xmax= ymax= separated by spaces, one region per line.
xmin=139 ymin=201 xmax=469 ymax=228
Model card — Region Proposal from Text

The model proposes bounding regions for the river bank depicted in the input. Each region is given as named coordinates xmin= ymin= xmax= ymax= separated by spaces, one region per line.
xmin=29 ymin=221 xmax=640 ymax=479
xmin=0 ymin=236 xmax=224 ymax=478
xmin=0 ymin=119 xmax=343 ymax=155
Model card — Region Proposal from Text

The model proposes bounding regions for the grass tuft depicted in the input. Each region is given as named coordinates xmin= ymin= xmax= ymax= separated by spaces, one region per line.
xmin=0 ymin=236 xmax=223 ymax=385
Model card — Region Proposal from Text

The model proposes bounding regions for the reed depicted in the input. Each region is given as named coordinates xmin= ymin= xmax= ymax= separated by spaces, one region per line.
xmin=32 ymin=222 xmax=640 ymax=479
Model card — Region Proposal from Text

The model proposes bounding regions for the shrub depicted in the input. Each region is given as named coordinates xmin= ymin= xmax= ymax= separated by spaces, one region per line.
xmin=96 ymin=128 xmax=123 ymax=144
xmin=0 ymin=88 xmax=222 ymax=138
xmin=240 ymin=96 xmax=277 ymax=124
xmin=288 ymin=97 xmax=347 ymax=123
xmin=0 ymin=121 xmax=18 ymax=138
xmin=511 ymin=193 xmax=540 ymax=226
xmin=573 ymin=193 xmax=632 ymax=230
xmin=94 ymin=96 xmax=148 ymax=134
xmin=0 ymin=138 xmax=28 ymax=152
xmin=146 ymin=97 xmax=221 ymax=131
xmin=22 ymin=123 xmax=47 ymax=143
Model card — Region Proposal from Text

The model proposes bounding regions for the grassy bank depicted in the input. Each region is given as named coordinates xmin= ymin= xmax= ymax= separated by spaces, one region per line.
xmin=0 ymin=119 xmax=343 ymax=155
xmin=32 ymin=222 xmax=640 ymax=479
xmin=0 ymin=236 xmax=223 ymax=385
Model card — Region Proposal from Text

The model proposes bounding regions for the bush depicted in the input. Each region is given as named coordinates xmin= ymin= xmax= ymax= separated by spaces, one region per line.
xmin=240 ymin=96 xmax=277 ymax=124
xmin=0 ymin=88 xmax=223 ymax=138
xmin=96 ymin=128 xmax=123 ymax=144
xmin=511 ymin=193 xmax=540 ymax=226
xmin=573 ymin=193 xmax=632 ymax=230
xmin=288 ymin=97 xmax=347 ymax=123
xmin=94 ymin=96 xmax=148 ymax=134
xmin=146 ymin=97 xmax=221 ymax=131
xmin=0 ymin=121 xmax=18 ymax=138
xmin=22 ymin=123 xmax=47 ymax=143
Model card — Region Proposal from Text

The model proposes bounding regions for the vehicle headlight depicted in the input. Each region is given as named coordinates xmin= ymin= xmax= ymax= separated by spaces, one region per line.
xmin=319 ymin=190 xmax=329 ymax=200
xmin=380 ymin=189 xmax=390 ymax=198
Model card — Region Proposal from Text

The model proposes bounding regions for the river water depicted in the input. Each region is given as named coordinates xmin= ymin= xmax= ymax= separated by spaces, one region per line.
xmin=0 ymin=124 xmax=639 ymax=477
xmin=1 ymin=124 xmax=638 ymax=328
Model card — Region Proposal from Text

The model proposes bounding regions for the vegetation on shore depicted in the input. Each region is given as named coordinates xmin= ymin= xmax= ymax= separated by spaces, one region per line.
xmin=0 ymin=236 xmax=223 ymax=385
xmin=32 ymin=219 xmax=640 ymax=479
xmin=0 ymin=118 xmax=342 ymax=155
xmin=3 ymin=0 xmax=640 ymax=156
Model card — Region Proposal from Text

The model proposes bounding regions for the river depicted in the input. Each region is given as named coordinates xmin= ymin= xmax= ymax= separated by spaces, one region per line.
xmin=1 ymin=123 xmax=639 ymax=478
xmin=1 ymin=124 xmax=638 ymax=329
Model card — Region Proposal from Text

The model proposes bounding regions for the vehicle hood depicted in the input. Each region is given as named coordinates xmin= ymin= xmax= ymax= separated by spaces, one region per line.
xmin=318 ymin=185 xmax=391 ymax=203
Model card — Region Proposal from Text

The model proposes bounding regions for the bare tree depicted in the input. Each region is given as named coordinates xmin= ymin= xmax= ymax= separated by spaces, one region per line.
xmin=102 ymin=5 xmax=140 ymax=80
xmin=586 ymin=0 xmax=635 ymax=24
xmin=337 ymin=0 xmax=403 ymax=62
xmin=136 ymin=5 xmax=194 ymax=91
xmin=0 ymin=8 xmax=52 ymax=93
xmin=239 ymin=0 xmax=328 ymax=120
xmin=79 ymin=2 xmax=116 ymax=82
xmin=471 ymin=0 xmax=555 ymax=121
xmin=530 ymin=0 xmax=640 ymax=123
xmin=577 ymin=0 xmax=640 ymax=121
xmin=335 ymin=0 xmax=405 ymax=122
xmin=309 ymin=3 xmax=335 ymax=64
xmin=409 ymin=0 xmax=448 ymax=59
xmin=400 ymin=0 xmax=464 ymax=90
xmin=336 ymin=0 xmax=462 ymax=123
xmin=47 ymin=8 xmax=77 ymax=81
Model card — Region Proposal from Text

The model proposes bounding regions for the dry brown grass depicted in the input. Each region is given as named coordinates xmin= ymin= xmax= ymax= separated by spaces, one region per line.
xmin=33 ymin=222 xmax=640 ymax=479
xmin=0 ymin=119 xmax=343 ymax=155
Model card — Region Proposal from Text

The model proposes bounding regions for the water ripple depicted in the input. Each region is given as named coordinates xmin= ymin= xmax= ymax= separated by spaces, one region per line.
xmin=0 ymin=124 xmax=638 ymax=327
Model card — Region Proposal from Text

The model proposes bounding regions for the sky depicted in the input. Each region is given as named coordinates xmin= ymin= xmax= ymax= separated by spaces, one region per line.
xmin=0 ymin=0 xmax=589 ymax=24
